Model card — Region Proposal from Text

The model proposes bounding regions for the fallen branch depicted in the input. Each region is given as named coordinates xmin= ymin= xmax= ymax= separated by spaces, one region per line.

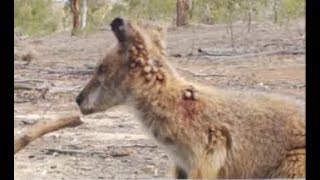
xmin=45 ymin=147 xmax=136 ymax=157
xmin=20 ymin=67 xmax=94 ymax=76
xmin=177 ymin=68 xmax=227 ymax=78
xmin=15 ymin=79 xmax=47 ymax=84
xmin=14 ymin=83 xmax=35 ymax=90
xmin=119 ymin=144 xmax=158 ymax=148
xmin=14 ymin=81 xmax=51 ymax=91
xmin=14 ymin=116 xmax=83 ymax=154
xmin=45 ymin=69 xmax=92 ymax=75
xmin=46 ymin=148 xmax=89 ymax=155
xmin=173 ymin=49 xmax=305 ymax=59
xmin=208 ymin=50 xmax=305 ymax=59
xmin=14 ymin=100 xmax=30 ymax=104
xmin=219 ymin=49 xmax=305 ymax=59
xmin=110 ymin=151 xmax=130 ymax=157
xmin=197 ymin=48 xmax=234 ymax=56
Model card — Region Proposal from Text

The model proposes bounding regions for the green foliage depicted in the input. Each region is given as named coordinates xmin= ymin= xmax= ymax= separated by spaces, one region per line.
xmin=191 ymin=0 xmax=304 ymax=24
xmin=14 ymin=0 xmax=305 ymax=36
xmin=87 ymin=2 xmax=110 ymax=29
xmin=191 ymin=0 xmax=254 ymax=24
xmin=103 ymin=0 xmax=175 ymax=23
xmin=14 ymin=0 xmax=62 ymax=36
xmin=278 ymin=0 xmax=305 ymax=23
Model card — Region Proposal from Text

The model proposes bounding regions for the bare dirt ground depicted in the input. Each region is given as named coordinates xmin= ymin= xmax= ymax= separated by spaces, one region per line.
xmin=14 ymin=19 xmax=305 ymax=179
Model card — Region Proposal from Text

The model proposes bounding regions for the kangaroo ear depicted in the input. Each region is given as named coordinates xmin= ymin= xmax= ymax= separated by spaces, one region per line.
xmin=110 ymin=17 xmax=128 ymax=43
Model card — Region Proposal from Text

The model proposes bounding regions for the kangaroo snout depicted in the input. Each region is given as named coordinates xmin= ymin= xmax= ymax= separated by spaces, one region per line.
xmin=75 ymin=92 xmax=84 ymax=106
xmin=110 ymin=17 xmax=128 ymax=43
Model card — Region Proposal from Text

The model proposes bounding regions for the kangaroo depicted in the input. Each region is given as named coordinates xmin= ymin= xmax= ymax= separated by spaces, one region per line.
xmin=76 ymin=17 xmax=305 ymax=179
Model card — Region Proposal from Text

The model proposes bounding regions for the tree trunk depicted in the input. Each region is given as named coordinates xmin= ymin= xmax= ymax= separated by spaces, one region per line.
xmin=80 ymin=0 xmax=87 ymax=29
xmin=176 ymin=0 xmax=192 ymax=26
xmin=70 ymin=0 xmax=80 ymax=35
xmin=247 ymin=0 xmax=253 ymax=32
xmin=227 ymin=0 xmax=235 ymax=52
xmin=273 ymin=0 xmax=279 ymax=23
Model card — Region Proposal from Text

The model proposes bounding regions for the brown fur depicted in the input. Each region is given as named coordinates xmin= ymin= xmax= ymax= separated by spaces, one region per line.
xmin=76 ymin=18 xmax=305 ymax=179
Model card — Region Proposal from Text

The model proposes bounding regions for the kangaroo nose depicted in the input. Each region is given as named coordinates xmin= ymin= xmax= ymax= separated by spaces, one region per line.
xmin=76 ymin=93 xmax=84 ymax=105
xmin=111 ymin=17 xmax=125 ymax=31
xmin=110 ymin=17 xmax=127 ymax=42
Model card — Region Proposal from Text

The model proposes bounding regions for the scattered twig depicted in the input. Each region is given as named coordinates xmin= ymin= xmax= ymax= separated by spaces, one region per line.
xmin=171 ymin=53 xmax=183 ymax=57
xmin=197 ymin=48 xmax=234 ymax=56
xmin=14 ymin=116 xmax=83 ymax=154
xmin=45 ymin=144 xmax=156 ymax=157
xmin=110 ymin=150 xmax=130 ymax=157
xmin=262 ymin=43 xmax=278 ymax=48
xmin=96 ymin=28 xmax=111 ymax=31
xmin=46 ymin=148 xmax=89 ymax=155
xmin=261 ymin=82 xmax=305 ymax=89
xmin=177 ymin=68 xmax=227 ymax=78
xmin=119 ymin=144 xmax=158 ymax=148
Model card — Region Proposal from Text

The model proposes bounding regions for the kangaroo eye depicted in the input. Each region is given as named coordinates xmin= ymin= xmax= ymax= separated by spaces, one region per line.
xmin=97 ymin=64 xmax=107 ymax=74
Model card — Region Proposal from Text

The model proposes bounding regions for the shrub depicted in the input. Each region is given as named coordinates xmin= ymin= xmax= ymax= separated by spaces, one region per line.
xmin=14 ymin=0 xmax=62 ymax=36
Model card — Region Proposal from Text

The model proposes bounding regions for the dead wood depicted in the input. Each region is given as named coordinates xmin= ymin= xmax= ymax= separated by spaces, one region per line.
xmin=45 ymin=147 xmax=138 ymax=157
xmin=46 ymin=148 xmax=89 ymax=155
xmin=118 ymin=144 xmax=158 ymax=148
xmin=53 ymin=70 xmax=92 ymax=75
xmin=173 ymin=49 xmax=305 ymax=59
xmin=23 ymin=67 xmax=93 ymax=75
xmin=15 ymin=79 xmax=46 ymax=84
xmin=45 ymin=144 xmax=157 ymax=156
xmin=45 ymin=69 xmax=92 ymax=75
xmin=14 ymin=116 xmax=83 ymax=154
xmin=210 ymin=49 xmax=305 ymax=59
xmin=14 ymin=100 xmax=30 ymax=104
xmin=177 ymin=68 xmax=227 ymax=78
xmin=110 ymin=151 xmax=130 ymax=157
xmin=14 ymin=83 xmax=35 ymax=90
xmin=199 ymin=48 xmax=305 ymax=57
xmin=14 ymin=80 xmax=50 ymax=91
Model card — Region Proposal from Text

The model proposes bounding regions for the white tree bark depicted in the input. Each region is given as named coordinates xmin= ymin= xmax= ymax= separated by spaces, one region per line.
xmin=80 ymin=0 xmax=87 ymax=29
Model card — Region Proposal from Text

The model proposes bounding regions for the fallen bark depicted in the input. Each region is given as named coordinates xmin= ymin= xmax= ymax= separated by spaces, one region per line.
xmin=14 ymin=116 xmax=83 ymax=154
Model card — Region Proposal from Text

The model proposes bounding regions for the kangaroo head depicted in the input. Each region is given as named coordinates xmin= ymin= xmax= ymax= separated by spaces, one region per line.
xmin=76 ymin=17 xmax=167 ymax=115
